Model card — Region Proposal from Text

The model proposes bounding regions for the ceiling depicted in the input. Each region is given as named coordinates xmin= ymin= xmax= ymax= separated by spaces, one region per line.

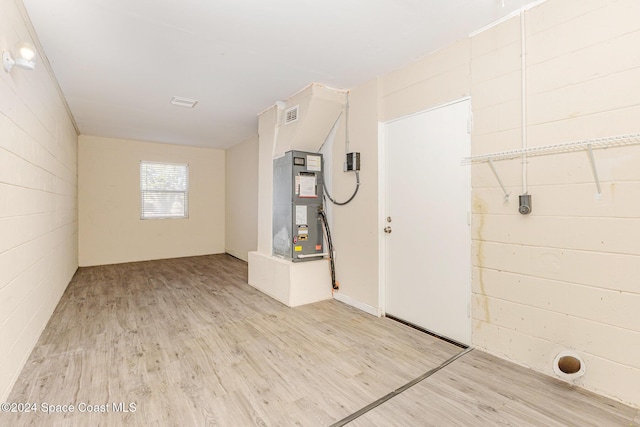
xmin=23 ymin=0 xmax=541 ymax=149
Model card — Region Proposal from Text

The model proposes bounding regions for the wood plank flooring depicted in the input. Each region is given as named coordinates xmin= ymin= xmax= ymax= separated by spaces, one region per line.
xmin=349 ymin=350 xmax=639 ymax=427
xmin=3 ymin=254 xmax=638 ymax=426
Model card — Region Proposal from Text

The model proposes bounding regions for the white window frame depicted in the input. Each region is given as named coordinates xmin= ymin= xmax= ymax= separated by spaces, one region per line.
xmin=140 ymin=161 xmax=189 ymax=220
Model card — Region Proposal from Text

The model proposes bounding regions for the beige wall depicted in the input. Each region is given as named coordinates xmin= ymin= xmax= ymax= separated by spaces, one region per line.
xmin=256 ymin=106 xmax=277 ymax=255
xmin=333 ymin=0 xmax=639 ymax=407
xmin=78 ymin=135 xmax=225 ymax=266
xmin=249 ymin=85 xmax=341 ymax=306
xmin=0 ymin=1 xmax=78 ymax=401
xmin=331 ymin=79 xmax=380 ymax=309
xmin=468 ymin=0 xmax=640 ymax=407
xmin=225 ymin=135 xmax=258 ymax=261
xmin=380 ymin=37 xmax=471 ymax=121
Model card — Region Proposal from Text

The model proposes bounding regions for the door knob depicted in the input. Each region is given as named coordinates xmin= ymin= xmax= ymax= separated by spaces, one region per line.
xmin=384 ymin=226 xmax=392 ymax=234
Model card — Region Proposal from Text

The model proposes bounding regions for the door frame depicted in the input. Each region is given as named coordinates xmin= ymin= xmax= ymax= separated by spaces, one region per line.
xmin=377 ymin=96 xmax=472 ymax=323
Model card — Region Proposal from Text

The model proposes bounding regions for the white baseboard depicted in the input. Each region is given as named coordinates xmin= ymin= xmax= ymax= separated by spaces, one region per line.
xmin=333 ymin=291 xmax=380 ymax=317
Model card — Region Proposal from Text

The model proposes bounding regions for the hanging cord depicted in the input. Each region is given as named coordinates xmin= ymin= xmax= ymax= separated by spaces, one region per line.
xmin=323 ymin=171 xmax=360 ymax=205
xmin=322 ymin=159 xmax=360 ymax=206
xmin=317 ymin=207 xmax=338 ymax=290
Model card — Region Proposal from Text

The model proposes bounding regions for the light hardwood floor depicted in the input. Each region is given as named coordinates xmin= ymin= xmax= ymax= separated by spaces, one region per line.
xmin=3 ymin=254 xmax=638 ymax=426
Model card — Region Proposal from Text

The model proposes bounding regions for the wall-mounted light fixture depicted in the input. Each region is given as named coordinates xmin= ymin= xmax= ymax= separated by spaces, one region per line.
xmin=3 ymin=41 xmax=37 ymax=73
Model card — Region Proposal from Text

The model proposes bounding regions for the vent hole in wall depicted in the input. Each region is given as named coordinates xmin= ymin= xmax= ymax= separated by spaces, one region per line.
xmin=553 ymin=351 xmax=586 ymax=380
xmin=557 ymin=356 xmax=581 ymax=374
xmin=285 ymin=105 xmax=299 ymax=125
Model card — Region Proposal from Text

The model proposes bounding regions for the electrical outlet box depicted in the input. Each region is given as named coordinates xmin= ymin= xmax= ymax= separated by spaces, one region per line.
xmin=519 ymin=194 xmax=532 ymax=215
xmin=344 ymin=152 xmax=360 ymax=172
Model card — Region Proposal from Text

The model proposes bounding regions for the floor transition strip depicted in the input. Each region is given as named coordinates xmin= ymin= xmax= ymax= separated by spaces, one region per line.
xmin=330 ymin=347 xmax=474 ymax=427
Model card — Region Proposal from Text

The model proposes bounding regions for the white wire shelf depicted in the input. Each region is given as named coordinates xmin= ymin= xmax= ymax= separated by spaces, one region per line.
xmin=461 ymin=133 xmax=640 ymax=165
xmin=461 ymin=133 xmax=640 ymax=201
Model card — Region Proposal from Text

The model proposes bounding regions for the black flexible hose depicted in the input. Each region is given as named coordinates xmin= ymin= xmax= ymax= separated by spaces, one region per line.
xmin=317 ymin=208 xmax=338 ymax=290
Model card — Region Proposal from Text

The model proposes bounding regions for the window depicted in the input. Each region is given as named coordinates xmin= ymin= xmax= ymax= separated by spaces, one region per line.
xmin=140 ymin=161 xmax=189 ymax=219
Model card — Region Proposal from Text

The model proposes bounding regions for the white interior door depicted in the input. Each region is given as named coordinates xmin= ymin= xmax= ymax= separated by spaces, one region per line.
xmin=383 ymin=99 xmax=471 ymax=345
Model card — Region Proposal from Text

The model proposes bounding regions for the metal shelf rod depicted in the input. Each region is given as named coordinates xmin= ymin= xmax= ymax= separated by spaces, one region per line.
xmin=488 ymin=158 xmax=510 ymax=201
xmin=461 ymin=133 xmax=640 ymax=165
xmin=586 ymin=144 xmax=602 ymax=199
xmin=462 ymin=133 xmax=640 ymax=200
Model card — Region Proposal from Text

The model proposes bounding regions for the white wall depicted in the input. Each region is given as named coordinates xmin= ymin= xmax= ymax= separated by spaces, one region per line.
xmin=78 ymin=135 xmax=225 ymax=266
xmin=0 ymin=1 xmax=78 ymax=401
xmin=225 ymin=135 xmax=258 ymax=261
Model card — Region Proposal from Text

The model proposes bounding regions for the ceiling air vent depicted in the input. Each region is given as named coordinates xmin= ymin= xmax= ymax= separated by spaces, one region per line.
xmin=284 ymin=105 xmax=299 ymax=125
xmin=170 ymin=96 xmax=198 ymax=108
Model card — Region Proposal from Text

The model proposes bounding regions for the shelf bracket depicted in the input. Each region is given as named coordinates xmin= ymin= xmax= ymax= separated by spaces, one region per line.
xmin=461 ymin=133 xmax=640 ymax=202
xmin=586 ymin=144 xmax=602 ymax=199
xmin=488 ymin=158 xmax=510 ymax=202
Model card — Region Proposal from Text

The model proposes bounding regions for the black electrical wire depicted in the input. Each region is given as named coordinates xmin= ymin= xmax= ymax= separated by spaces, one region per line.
xmin=317 ymin=208 xmax=338 ymax=290
xmin=322 ymin=161 xmax=360 ymax=206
